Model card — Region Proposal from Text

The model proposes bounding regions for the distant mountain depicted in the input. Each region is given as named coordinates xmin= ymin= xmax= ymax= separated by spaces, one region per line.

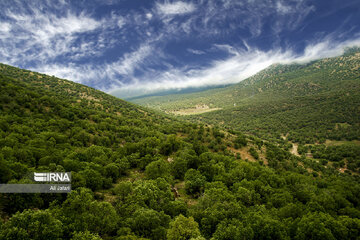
xmin=132 ymin=48 xmax=360 ymax=144
xmin=125 ymin=84 xmax=232 ymax=101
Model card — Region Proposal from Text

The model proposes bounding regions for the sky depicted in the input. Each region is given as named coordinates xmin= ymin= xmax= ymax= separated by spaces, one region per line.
xmin=1 ymin=0 xmax=360 ymax=98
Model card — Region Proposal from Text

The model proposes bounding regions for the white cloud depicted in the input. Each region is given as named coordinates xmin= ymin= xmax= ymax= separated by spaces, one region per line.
xmin=276 ymin=1 xmax=292 ymax=14
xmin=187 ymin=48 xmax=205 ymax=55
xmin=33 ymin=63 xmax=88 ymax=83
xmin=110 ymin=49 xmax=288 ymax=97
xmin=117 ymin=17 xmax=126 ymax=28
xmin=0 ymin=22 xmax=12 ymax=41
xmin=107 ymin=44 xmax=153 ymax=76
xmin=32 ymin=43 xmax=155 ymax=90
xmin=213 ymin=44 xmax=239 ymax=56
xmin=192 ymin=0 xmax=315 ymax=38
xmin=294 ymin=38 xmax=360 ymax=63
xmin=0 ymin=22 xmax=11 ymax=33
xmin=0 ymin=3 xmax=121 ymax=65
xmin=146 ymin=13 xmax=153 ymax=19
xmin=156 ymin=1 xmax=196 ymax=16
xmin=8 ymin=10 xmax=100 ymax=38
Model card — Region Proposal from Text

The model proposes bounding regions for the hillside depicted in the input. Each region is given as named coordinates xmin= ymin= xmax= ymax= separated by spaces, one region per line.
xmin=132 ymin=62 xmax=307 ymax=110
xmin=132 ymin=48 xmax=360 ymax=144
xmin=1 ymin=65 xmax=360 ymax=239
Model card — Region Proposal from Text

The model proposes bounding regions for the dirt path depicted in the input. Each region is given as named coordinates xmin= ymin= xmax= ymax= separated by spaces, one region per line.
xmin=228 ymin=146 xmax=256 ymax=162
xmin=290 ymin=143 xmax=300 ymax=156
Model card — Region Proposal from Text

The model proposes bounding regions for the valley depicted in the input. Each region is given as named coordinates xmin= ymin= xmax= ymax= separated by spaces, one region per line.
xmin=0 ymin=50 xmax=360 ymax=239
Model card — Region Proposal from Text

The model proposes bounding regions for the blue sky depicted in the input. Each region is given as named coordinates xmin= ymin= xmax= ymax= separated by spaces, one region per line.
xmin=0 ymin=0 xmax=360 ymax=98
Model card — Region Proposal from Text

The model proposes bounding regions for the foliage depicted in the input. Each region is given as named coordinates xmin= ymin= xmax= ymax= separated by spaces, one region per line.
xmin=0 ymin=209 xmax=63 ymax=240
xmin=167 ymin=214 xmax=201 ymax=240
xmin=71 ymin=231 xmax=103 ymax=240
xmin=184 ymin=169 xmax=206 ymax=195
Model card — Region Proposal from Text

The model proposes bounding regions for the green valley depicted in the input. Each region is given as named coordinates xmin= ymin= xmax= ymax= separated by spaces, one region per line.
xmin=1 ymin=62 xmax=360 ymax=239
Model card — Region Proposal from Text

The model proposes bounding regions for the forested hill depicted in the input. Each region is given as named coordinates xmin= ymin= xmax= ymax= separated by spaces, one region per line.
xmin=0 ymin=63 xmax=167 ymax=125
xmin=1 ymin=64 xmax=360 ymax=240
xmin=132 ymin=48 xmax=360 ymax=144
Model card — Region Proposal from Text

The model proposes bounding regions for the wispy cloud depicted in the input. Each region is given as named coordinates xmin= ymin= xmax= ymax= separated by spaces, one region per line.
xmin=105 ymin=44 xmax=153 ymax=78
xmin=156 ymin=1 xmax=196 ymax=16
xmin=33 ymin=43 xmax=156 ymax=90
xmin=146 ymin=12 xmax=153 ymax=20
xmin=0 ymin=0 xmax=123 ymax=65
xmin=117 ymin=16 xmax=126 ymax=28
xmin=213 ymin=44 xmax=239 ymax=56
xmin=0 ymin=22 xmax=11 ymax=33
xmin=276 ymin=1 xmax=293 ymax=15
xmin=187 ymin=48 xmax=205 ymax=55
xmin=183 ymin=0 xmax=310 ymax=39
xmin=32 ymin=63 xmax=92 ymax=84
xmin=294 ymin=38 xmax=360 ymax=63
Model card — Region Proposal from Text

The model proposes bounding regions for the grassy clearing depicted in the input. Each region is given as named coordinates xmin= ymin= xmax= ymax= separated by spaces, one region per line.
xmin=325 ymin=139 xmax=360 ymax=146
xmin=168 ymin=107 xmax=222 ymax=115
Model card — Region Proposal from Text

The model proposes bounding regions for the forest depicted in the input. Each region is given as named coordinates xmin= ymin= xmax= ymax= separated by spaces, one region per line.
xmin=0 ymin=63 xmax=360 ymax=240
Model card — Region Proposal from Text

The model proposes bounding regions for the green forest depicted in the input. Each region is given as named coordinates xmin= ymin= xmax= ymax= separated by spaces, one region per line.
xmin=1 ymin=62 xmax=360 ymax=240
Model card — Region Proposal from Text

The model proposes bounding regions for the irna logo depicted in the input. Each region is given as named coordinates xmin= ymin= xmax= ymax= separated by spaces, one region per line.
xmin=34 ymin=172 xmax=71 ymax=182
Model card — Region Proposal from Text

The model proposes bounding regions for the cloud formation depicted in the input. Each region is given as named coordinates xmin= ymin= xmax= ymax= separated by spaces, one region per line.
xmin=0 ymin=0 xmax=359 ymax=99
xmin=0 ymin=0 xmax=123 ymax=65
xmin=156 ymin=1 xmax=196 ymax=16
xmin=187 ymin=49 xmax=206 ymax=55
